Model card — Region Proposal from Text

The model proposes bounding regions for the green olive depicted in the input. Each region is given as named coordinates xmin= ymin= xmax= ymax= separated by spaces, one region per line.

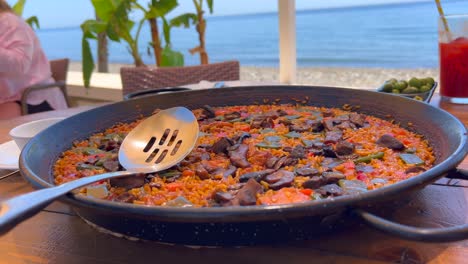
xmin=420 ymin=85 xmax=432 ymax=92
xmin=400 ymin=80 xmax=408 ymax=89
xmin=402 ymin=87 xmax=420 ymax=94
xmin=408 ymin=77 xmax=422 ymax=88
xmin=395 ymin=81 xmax=408 ymax=90
xmin=388 ymin=78 xmax=398 ymax=84
xmin=382 ymin=82 xmax=394 ymax=92
xmin=424 ymin=77 xmax=435 ymax=87
xmin=392 ymin=89 xmax=400 ymax=94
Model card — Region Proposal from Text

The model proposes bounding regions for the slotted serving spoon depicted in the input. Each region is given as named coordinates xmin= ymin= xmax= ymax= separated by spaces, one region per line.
xmin=0 ymin=107 xmax=199 ymax=235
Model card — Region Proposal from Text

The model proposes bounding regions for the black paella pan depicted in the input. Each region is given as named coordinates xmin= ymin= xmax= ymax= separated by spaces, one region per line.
xmin=17 ymin=85 xmax=468 ymax=245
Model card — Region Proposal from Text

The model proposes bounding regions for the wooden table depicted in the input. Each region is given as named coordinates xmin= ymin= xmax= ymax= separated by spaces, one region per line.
xmin=0 ymin=95 xmax=467 ymax=264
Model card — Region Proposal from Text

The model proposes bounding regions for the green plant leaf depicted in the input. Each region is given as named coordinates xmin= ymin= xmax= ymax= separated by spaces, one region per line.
xmin=12 ymin=0 xmax=26 ymax=16
xmin=81 ymin=20 xmax=107 ymax=35
xmin=161 ymin=46 xmax=184 ymax=67
xmin=109 ymin=1 xmax=134 ymax=42
xmin=82 ymin=0 xmax=146 ymax=70
xmin=81 ymin=37 xmax=95 ymax=88
xmin=170 ymin=13 xmax=197 ymax=28
xmin=25 ymin=16 xmax=40 ymax=29
xmin=91 ymin=0 xmax=115 ymax=22
xmin=193 ymin=0 xmax=201 ymax=11
xmin=105 ymin=25 xmax=120 ymax=41
xmin=146 ymin=0 xmax=178 ymax=18
xmin=206 ymin=0 xmax=213 ymax=13
xmin=162 ymin=18 xmax=171 ymax=45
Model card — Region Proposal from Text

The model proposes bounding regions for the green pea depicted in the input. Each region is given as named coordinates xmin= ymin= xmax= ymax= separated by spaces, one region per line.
xmin=408 ymin=77 xmax=422 ymax=88
xmin=420 ymin=85 xmax=432 ymax=92
xmin=382 ymin=82 xmax=394 ymax=92
xmin=392 ymin=89 xmax=400 ymax=94
xmin=402 ymin=87 xmax=420 ymax=94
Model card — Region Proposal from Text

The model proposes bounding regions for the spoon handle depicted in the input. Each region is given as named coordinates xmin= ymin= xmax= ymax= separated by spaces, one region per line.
xmin=0 ymin=170 xmax=135 ymax=236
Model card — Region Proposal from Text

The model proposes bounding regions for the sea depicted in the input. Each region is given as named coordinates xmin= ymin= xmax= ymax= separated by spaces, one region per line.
xmin=36 ymin=0 xmax=468 ymax=68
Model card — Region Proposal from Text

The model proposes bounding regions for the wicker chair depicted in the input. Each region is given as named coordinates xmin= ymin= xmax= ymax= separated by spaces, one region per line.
xmin=20 ymin=58 xmax=70 ymax=114
xmin=120 ymin=60 xmax=240 ymax=99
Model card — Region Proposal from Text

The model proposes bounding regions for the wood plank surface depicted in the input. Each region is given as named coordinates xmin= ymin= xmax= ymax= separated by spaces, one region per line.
xmin=0 ymin=182 xmax=466 ymax=264
xmin=0 ymin=94 xmax=467 ymax=264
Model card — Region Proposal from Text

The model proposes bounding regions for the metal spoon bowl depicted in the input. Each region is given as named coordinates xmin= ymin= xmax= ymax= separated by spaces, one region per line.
xmin=0 ymin=107 xmax=199 ymax=235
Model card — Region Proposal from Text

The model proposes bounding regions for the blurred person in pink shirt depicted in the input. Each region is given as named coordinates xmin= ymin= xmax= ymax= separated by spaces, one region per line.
xmin=0 ymin=0 xmax=67 ymax=119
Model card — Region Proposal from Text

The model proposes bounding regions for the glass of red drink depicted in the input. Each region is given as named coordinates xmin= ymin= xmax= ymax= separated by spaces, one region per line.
xmin=439 ymin=14 xmax=468 ymax=104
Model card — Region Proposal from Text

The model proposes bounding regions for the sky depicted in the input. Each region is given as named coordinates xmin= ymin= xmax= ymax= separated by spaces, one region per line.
xmin=7 ymin=0 xmax=432 ymax=29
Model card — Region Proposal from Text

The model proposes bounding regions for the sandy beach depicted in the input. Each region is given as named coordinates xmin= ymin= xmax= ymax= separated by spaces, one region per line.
xmin=240 ymin=67 xmax=439 ymax=89
xmin=69 ymin=61 xmax=439 ymax=89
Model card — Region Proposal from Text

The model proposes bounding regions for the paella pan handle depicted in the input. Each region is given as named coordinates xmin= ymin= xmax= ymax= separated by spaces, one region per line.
xmin=353 ymin=208 xmax=468 ymax=242
xmin=444 ymin=168 xmax=468 ymax=180
xmin=353 ymin=167 xmax=468 ymax=242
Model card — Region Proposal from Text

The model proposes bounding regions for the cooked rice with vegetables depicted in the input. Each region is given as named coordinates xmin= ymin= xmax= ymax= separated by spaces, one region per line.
xmin=53 ymin=104 xmax=434 ymax=207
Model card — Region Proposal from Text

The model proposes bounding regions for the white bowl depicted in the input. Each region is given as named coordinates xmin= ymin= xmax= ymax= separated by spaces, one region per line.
xmin=9 ymin=117 xmax=65 ymax=150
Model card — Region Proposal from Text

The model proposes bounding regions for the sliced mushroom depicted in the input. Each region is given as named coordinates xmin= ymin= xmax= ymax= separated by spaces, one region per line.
xmin=103 ymin=160 xmax=120 ymax=172
xmin=266 ymin=156 xmax=279 ymax=169
xmin=336 ymin=121 xmax=356 ymax=130
xmin=316 ymin=184 xmax=344 ymax=197
xmin=334 ymin=141 xmax=355 ymax=156
xmin=235 ymin=132 xmax=252 ymax=144
xmin=202 ymin=105 xmax=216 ymax=118
xmin=290 ymin=145 xmax=306 ymax=159
xmin=321 ymin=158 xmax=343 ymax=170
xmin=224 ymin=111 xmax=241 ymax=120
xmin=322 ymin=171 xmax=346 ymax=184
xmin=221 ymin=165 xmax=238 ymax=178
xmin=211 ymin=137 xmax=234 ymax=154
xmin=295 ymin=166 xmax=319 ymax=176
xmin=200 ymin=160 xmax=219 ymax=173
xmin=308 ymin=120 xmax=324 ymax=132
xmin=323 ymin=119 xmax=337 ymax=131
xmin=283 ymin=156 xmax=298 ymax=167
xmin=302 ymin=176 xmax=326 ymax=189
xmin=195 ymin=163 xmax=210 ymax=179
xmin=213 ymin=191 xmax=235 ymax=204
xmin=350 ymin=113 xmax=365 ymax=127
xmin=290 ymin=122 xmax=311 ymax=132
xmin=228 ymin=144 xmax=251 ymax=168
xmin=323 ymin=145 xmax=337 ymax=158
xmin=272 ymin=156 xmax=288 ymax=170
xmin=264 ymin=170 xmax=295 ymax=190
xmin=324 ymin=131 xmax=343 ymax=144
xmin=251 ymin=115 xmax=274 ymax=129
xmin=230 ymin=178 xmax=263 ymax=206
xmin=113 ymin=192 xmax=136 ymax=203
xmin=239 ymin=169 xmax=275 ymax=183
xmin=376 ymin=134 xmax=405 ymax=150
xmin=110 ymin=173 xmax=146 ymax=189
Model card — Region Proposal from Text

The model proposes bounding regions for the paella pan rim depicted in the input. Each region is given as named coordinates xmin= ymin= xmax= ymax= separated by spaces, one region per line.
xmin=19 ymin=85 xmax=468 ymax=223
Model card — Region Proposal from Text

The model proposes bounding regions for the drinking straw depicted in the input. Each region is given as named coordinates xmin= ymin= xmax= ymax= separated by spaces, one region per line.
xmin=435 ymin=0 xmax=451 ymax=38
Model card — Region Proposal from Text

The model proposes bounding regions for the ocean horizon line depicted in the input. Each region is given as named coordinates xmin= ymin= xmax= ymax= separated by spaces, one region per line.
xmin=68 ymin=60 xmax=438 ymax=70
xmin=38 ymin=0 xmax=439 ymax=31
xmin=39 ymin=0 xmax=466 ymax=69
